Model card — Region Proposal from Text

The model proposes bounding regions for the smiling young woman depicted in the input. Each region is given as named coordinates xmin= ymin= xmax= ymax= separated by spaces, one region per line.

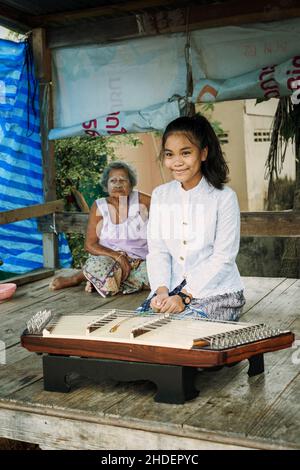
xmin=140 ymin=115 xmax=245 ymax=321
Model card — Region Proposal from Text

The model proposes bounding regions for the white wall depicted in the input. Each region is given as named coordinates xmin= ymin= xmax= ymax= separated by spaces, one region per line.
xmin=244 ymin=99 xmax=295 ymax=211
xmin=211 ymin=98 xmax=296 ymax=211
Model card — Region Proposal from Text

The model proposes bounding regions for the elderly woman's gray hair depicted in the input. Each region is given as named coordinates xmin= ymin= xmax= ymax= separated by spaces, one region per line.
xmin=100 ymin=161 xmax=138 ymax=192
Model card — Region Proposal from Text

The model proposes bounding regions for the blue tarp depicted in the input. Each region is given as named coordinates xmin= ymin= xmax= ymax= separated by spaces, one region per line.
xmin=0 ymin=38 xmax=72 ymax=274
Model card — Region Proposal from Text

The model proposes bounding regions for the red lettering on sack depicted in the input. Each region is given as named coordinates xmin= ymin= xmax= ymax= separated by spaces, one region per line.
xmin=105 ymin=112 xmax=127 ymax=134
xmin=82 ymin=119 xmax=97 ymax=129
xmin=259 ymin=64 xmax=280 ymax=99
xmin=107 ymin=127 xmax=127 ymax=134
xmin=287 ymin=76 xmax=300 ymax=91
xmin=82 ymin=119 xmax=100 ymax=137
xmin=265 ymin=89 xmax=280 ymax=98
xmin=293 ymin=56 xmax=300 ymax=68
xmin=261 ymin=78 xmax=278 ymax=91
xmin=106 ymin=116 xmax=120 ymax=129
xmin=84 ymin=130 xmax=100 ymax=137
xmin=259 ymin=66 xmax=276 ymax=82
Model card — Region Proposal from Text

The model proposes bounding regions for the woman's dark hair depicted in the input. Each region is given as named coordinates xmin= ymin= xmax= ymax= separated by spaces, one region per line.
xmin=161 ymin=114 xmax=229 ymax=189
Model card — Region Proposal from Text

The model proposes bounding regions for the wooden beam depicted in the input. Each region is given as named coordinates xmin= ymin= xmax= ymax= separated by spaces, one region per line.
xmin=174 ymin=0 xmax=300 ymax=33
xmin=46 ymin=0 xmax=300 ymax=49
xmin=31 ymin=28 xmax=58 ymax=269
xmin=2 ymin=0 xmax=300 ymax=45
xmin=0 ymin=200 xmax=64 ymax=226
xmin=38 ymin=211 xmax=300 ymax=237
xmin=30 ymin=0 xmax=187 ymax=26
xmin=0 ymin=3 xmax=34 ymax=32
xmin=241 ymin=211 xmax=300 ymax=237
xmin=48 ymin=15 xmax=140 ymax=49
xmin=38 ymin=212 xmax=88 ymax=235
xmin=30 ymin=0 xmax=300 ymax=28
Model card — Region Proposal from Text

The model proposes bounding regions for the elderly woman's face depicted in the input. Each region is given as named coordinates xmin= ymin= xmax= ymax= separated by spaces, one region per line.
xmin=107 ymin=168 xmax=131 ymax=197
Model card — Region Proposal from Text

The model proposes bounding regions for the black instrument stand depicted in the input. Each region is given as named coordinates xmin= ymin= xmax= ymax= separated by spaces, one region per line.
xmin=247 ymin=353 xmax=264 ymax=376
xmin=42 ymin=352 xmax=265 ymax=404
xmin=43 ymin=354 xmax=199 ymax=404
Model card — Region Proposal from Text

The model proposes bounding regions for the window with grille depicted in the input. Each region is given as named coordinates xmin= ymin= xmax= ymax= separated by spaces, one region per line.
xmin=254 ymin=130 xmax=271 ymax=142
xmin=218 ymin=132 xmax=229 ymax=144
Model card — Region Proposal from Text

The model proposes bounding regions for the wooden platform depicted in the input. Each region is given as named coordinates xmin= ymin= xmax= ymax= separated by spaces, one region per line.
xmin=0 ymin=272 xmax=299 ymax=450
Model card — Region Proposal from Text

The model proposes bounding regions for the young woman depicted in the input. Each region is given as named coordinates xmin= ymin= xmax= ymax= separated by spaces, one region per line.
xmin=50 ymin=161 xmax=150 ymax=297
xmin=142 ymin=115 xmax=245 ymax=321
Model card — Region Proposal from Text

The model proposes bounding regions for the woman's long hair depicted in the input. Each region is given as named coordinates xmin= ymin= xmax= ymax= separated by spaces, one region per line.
xmin=161 ymin=115 xmax=229 ymax=189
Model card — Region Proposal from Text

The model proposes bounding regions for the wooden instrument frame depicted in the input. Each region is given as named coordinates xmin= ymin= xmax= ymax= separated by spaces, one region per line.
xmin=21 ymin=331 xmax=294 ymax=368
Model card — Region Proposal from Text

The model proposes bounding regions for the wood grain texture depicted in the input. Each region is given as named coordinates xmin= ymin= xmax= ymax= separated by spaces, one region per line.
xmin=0 ymin=200 xmax=64 ymax=225
xmin=21 ymin=332 xmax=294 ymax=368
xmin=0 ymin=273 xmax=299 ymax=449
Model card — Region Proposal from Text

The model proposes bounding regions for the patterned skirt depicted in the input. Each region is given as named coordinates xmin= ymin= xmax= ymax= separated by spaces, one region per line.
xmin=177 ymin=290 xmax=246 ymax=321
xmin=137 ymin=280 xmax=245 ymax=322
xmin=83 ymin=254 xmax=150 ymax=297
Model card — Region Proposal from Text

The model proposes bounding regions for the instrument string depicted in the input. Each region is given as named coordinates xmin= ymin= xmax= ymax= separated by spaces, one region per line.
xmin=41 ymin=309 xmax=282 ymax=344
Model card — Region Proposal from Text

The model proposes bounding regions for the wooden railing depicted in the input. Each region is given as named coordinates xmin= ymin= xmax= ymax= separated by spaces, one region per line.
xmin=1 ymin=204 xmax=299 ymax=286
xmin=1 ymin=202 xmax=299 ymax=238
xmin=240 ymin=211 xmax=300 ymax=237
xmin=0 ymin=200 xmax=64 ymax=226
xmin=38 ymin=210 xmax=300 ymax=237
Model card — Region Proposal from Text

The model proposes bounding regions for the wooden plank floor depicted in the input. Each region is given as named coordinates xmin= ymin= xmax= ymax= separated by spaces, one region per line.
xmin=0 ymin=271 xmax=299 ymax=450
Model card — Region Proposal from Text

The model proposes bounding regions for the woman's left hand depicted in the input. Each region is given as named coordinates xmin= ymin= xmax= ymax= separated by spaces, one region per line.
xmin=158 ymin=295 xmax=185 ymax=314
xmin=116 ymin=253 xmax=132 ymax=282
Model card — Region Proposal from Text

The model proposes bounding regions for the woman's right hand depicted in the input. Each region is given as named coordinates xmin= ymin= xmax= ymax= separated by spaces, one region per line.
xmin=150 ymin=292 xmax=169 ymax=313
xmin=115 ymin=253 xmax=131 ymax=282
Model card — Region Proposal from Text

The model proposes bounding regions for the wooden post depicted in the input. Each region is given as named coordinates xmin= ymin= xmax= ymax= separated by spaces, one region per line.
xmin=31 ymin=28 xmax=58 ymax=268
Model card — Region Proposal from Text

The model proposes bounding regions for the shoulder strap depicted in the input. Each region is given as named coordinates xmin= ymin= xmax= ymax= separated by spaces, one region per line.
xmin=95 ymin=197 xmax=107 ymax=216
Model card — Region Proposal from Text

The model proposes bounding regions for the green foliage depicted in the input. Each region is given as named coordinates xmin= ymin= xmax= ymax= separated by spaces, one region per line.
xmin=55 ymin=136 xmax=110 ymax=207
xmin=66 ymin=234 xmax=88 ymax=269
xmin=54 ymin=134 xmax=141 ymax=268
xmin=55 ymin=136 xmax=110 ymax=267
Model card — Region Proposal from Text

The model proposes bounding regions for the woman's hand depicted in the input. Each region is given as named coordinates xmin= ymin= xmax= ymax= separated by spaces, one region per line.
xmin=150 ymin=292 xmax=169 ymax=312
xmin=115 ymin=253 xmax=131 ymax=282
xmin=151 ymin=293 xmax=185 ymax=314
xmin=158 ymin=295 xmax=185 ymax=314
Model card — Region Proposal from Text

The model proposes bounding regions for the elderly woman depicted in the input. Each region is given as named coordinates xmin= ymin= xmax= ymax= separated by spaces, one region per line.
xmin=50 ymin=161 xmax=150 ymax=297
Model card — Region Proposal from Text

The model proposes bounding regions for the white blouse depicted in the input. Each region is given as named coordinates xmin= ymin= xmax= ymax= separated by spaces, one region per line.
xmin=146 ymin=177 xmax=244 ymax=299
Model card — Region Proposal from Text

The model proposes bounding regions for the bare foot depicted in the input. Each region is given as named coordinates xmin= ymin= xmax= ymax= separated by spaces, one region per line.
xmin=49 ymin=272 xmax=85 ymax=291
xmin=85 ymin=281 xmax=95 ymax=293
